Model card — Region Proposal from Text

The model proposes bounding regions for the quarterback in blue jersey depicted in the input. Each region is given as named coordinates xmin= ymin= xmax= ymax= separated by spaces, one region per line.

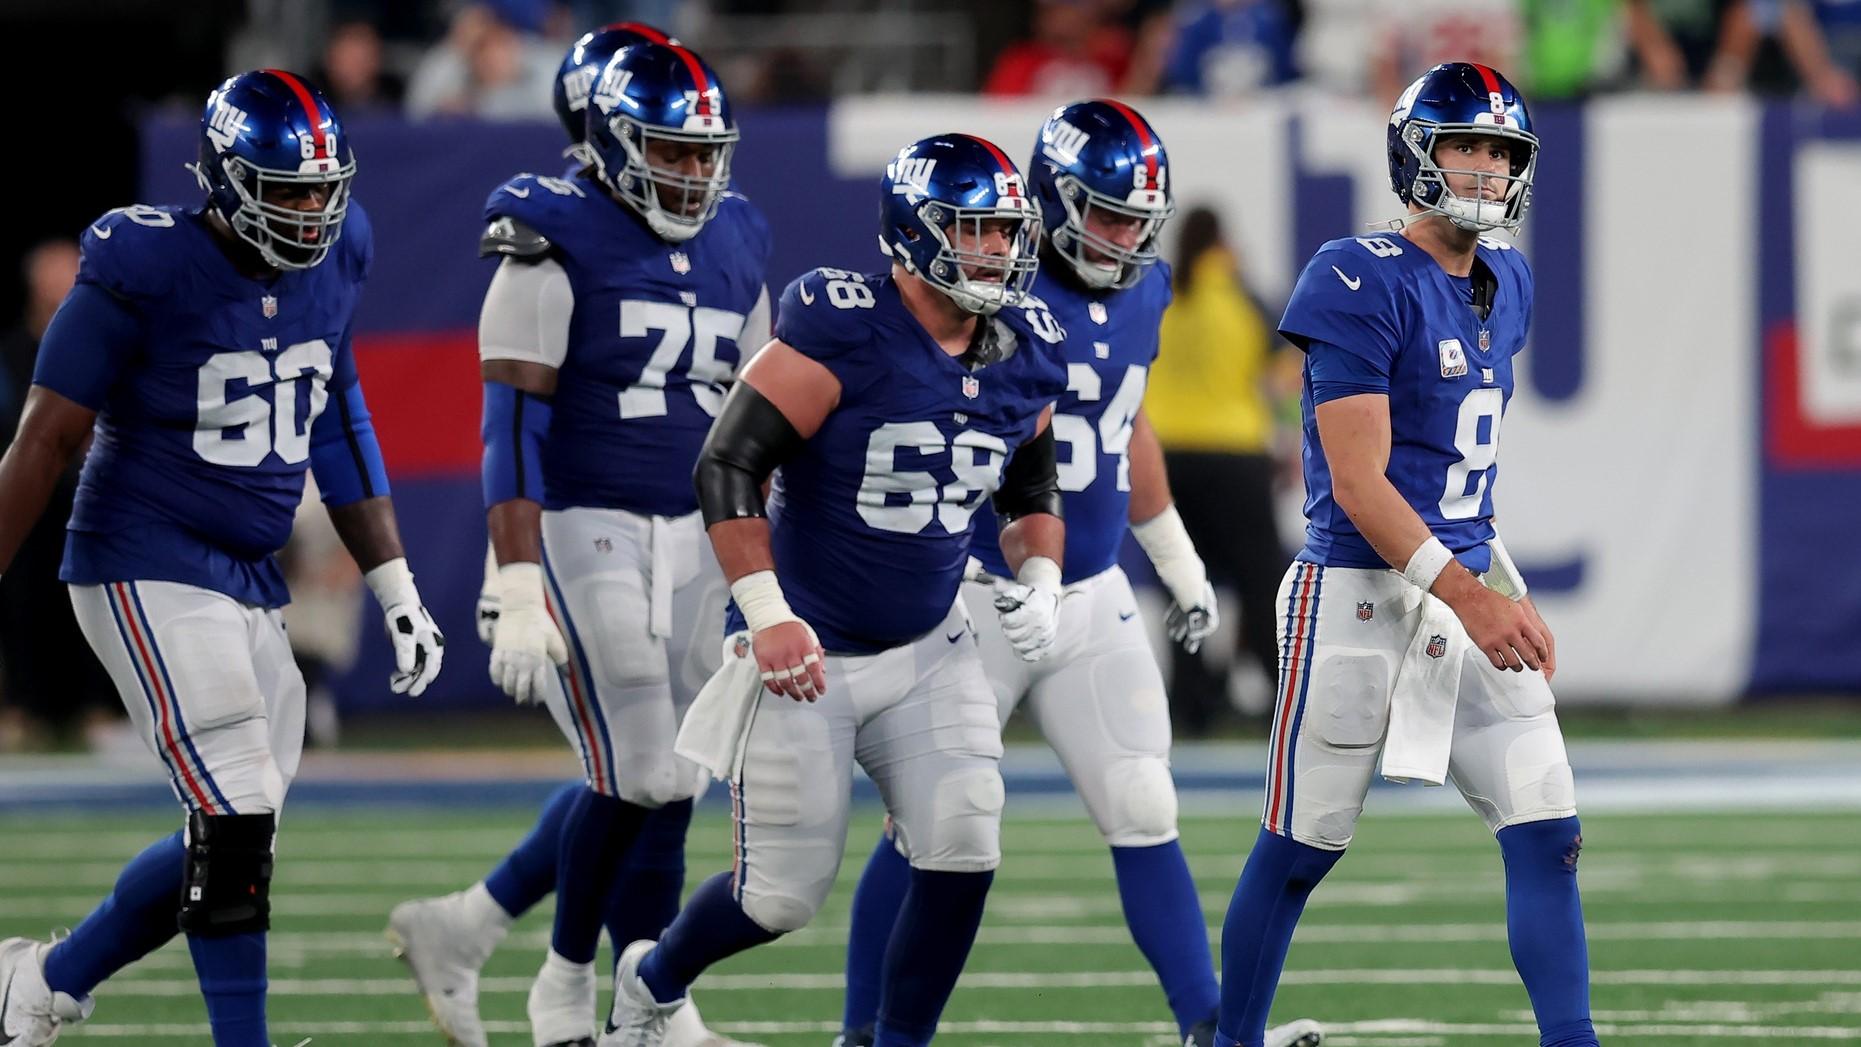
xmin=598 ymin=134 xmax=1068 ymax=1047
xmin=385 ymin=26 xmax=758 ymax=1047
xmin=1213 ymin=63 xmax=1598 ymax=1047
xmin=833 ymin=99 xmax=1320 ymax=1047
xmin=0 ymin=71 xmax=443 ymax=1047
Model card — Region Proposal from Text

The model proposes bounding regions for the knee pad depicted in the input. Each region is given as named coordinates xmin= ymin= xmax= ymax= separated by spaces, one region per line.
xmin=739 ymin=888 xmax=819 ymax=933
xmin=1099 ymin=757 xmax=1179 ymax=847
xmin=908 ymin=768 xmax=1004 ymax=872
xmin=178 ymin=811 xmax=275 ymax=936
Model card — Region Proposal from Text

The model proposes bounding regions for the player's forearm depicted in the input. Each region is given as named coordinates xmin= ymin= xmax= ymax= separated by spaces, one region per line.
xmin=1126 ymin=409 xmax=1173 ymax=524
xmin=328 ymin=495 xmax=408 ymax=572
xmin=1334 ymin=473 xmax=1485 ymax=606
xmin=999 ymin=512 xmax=1064 ymax=576
xmin=487 ymin=498 xmax=544 ymax=566
xmin=705 ymin=517 xmax=776 ymax=584
xmin=0 ymin=437 xmax=72 ymax=574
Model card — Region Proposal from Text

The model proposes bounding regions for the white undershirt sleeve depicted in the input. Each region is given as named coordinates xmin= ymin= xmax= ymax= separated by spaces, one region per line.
xmin=737 ymin=285 xmax=772 ymax=361
xmin=478 ymin=255 xmax=574 ymax=369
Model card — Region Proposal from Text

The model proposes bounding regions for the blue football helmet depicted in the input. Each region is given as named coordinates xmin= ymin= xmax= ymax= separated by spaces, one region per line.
xmin=1031 ymin=98 xmax=1174 ymax=290
xmin=1387 ymin=62 xmax=1538 ymax=233
xmin=879 ymin=134 xmax=1041 ymax=315
xmin=191 ymin=70 xmax=355 ymax=271
xmin=585 ymin=41 xmax=737 ymax=243
xmin=552 ymin=22 xmax=677 ymax=151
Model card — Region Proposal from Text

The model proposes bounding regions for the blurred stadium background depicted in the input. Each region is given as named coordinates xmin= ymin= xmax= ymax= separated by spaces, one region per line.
xmin=3 ymin=0 xmax=1861 ymax=1044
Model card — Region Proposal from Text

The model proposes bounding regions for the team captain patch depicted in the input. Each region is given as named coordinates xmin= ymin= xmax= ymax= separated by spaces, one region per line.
xmin=1437 ymin=338 xmax=1468 ymax=378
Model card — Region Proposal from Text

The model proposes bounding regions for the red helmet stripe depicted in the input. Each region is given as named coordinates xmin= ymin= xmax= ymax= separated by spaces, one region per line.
xmin=962 ymin=134 xmax=1020 ymax=194
xmin=1471 ymin=63 xmax=1503 ymax=96
xmin=1096 ymin=97 xmax=1159 ymax=189
xmin=264 ymin=69 xmax=328 ymax=158
xmin=605 ymin=21 xmax=670 ymax=43
xmin=666 ymin=44 xmax=713 ymax=115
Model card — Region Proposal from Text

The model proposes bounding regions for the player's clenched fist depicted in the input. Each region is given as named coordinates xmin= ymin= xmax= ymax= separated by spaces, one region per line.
xmin=487 ymin=562 xmax=567 ymax=704
xmin=992 ymin=556 xmax=1063 ymax=662
xmin=752 ymin=619 xmax=827 ymax=701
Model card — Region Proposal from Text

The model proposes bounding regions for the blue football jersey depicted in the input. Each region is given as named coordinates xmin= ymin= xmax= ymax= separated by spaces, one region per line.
xmin=741 ymin=268 xmax=1068 ymax=654
xmin=484 ymin=173 xmax=771 ymax=517
xmin=969 ymin=262 xmax=1171 ymax=584
xmin=41 ymin=203 xmax=376 ymax=608
xmin=1279 ymin=234 xmax=1533 ymax=572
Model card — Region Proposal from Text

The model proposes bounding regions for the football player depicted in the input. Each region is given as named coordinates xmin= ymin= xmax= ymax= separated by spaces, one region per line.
xmin=598 ymin=133 xmax=1069 ymax=1047
xmin=427 ymin=39 xmax=770 ymax=1047
xmin=832 ymin=100 xmax=1324 ymax=1047
xmin=1212 ymin=63 xmax=1598 ymax=1047
xmin=0 ymin=71 xmax=443 ymax=1047
xmin=385 ymin=24 xmax=759 ymax=1047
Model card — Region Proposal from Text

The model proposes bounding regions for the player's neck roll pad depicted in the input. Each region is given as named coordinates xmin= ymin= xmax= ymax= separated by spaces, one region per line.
xmin=178 ymin=810 xmax=276 ymax=936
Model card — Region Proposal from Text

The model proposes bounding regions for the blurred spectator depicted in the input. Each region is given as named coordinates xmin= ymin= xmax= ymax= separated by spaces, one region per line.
xmin=0 ymin=239 xmax=120 ymax=751
xmin=314 ymin=19 xmax=407 ymax=113
xmin=405 ymin=2 xmax=560 ymax=120
xmin=280 ymin=476 xmax=364 ymax=749
xmin=1758 ymin=0 xmax=1861 ymax=103
xmin=1520 ymin=0 xmax=1632 ymax=98
xmin=1369 ymin=0 xmax=1524 ymax=103
xmin=1146 ymin=208 xmax=1290 ymax=736
xmin=1156 ymin=0 xmax=1300 ymax=97
xmin=1297 ymin=0 xmax=1381 ymax=95
xmin=983 ymin=0 xmax=1135 ymax=96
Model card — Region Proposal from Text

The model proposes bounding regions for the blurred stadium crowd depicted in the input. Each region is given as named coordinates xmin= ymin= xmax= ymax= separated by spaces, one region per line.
xmin=3 ymin=0 xmax=1858 ymax=751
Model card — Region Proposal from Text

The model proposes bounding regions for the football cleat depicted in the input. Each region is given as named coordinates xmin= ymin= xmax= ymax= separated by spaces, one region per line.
xmin=0 ymin=938 xmax=93 ymax=1047
xmin=667 ymin=994 xmax=766 ymax=1047
xmin=597 ymin=940 xmax=684 ymax=1047
xmin=1266 ymin=1018 xmax=1325 ymax=1047
xmin=829 ymin=1026 xmax=874 ymax=1047
xmin=385 ymin=891 xmax=507 ymax=1047
xmin=530 ymin=950 xmax=599 ymax=1047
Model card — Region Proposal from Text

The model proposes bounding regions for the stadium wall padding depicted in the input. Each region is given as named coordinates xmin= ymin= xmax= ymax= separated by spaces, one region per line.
xmin=136 ymin=96 xmax=1861 ymax=709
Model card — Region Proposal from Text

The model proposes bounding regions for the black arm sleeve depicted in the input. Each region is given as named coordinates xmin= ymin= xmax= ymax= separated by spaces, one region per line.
xmin=992 ymin=425 xmax=1063 ymax=523
xmin=694 ymin=383 xmax=807 ymax=527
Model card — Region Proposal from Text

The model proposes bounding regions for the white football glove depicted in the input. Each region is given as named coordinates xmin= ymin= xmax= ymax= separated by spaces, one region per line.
xmin=1133 ymin=505 xmax=1220 ymax=654
xmin=991 ymin=556 xmax=1063 ymax=662
xmin=363 ymin=558 xmax=446 ymax=698
xmin=488 ymin=562 xmax=567 ymax=705
xmin=475 ymin=541 xmax=500 ymax=645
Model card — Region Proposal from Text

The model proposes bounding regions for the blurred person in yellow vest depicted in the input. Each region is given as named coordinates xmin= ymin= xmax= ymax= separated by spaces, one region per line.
xmin=1147 ymin=206 xmax=1296 ymax=736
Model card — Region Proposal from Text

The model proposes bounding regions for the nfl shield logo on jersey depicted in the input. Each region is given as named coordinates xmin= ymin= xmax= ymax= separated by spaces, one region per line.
xmin=1356 ymin=601 xmax=1375 ymax=622
xmin=1088 ymin=301 xmax=1108 ymax=325
xmin=669 ymin=251 xmax=691 ymax=274
xmin=1437 ymin=338 xmax=1468 ymax=378
xmin=961 ymin=375 xmax=980 ymax=399
xmin=1479 ymin=328 xmax=1492 ymax=351
xmin=261 ymin=295 xmax=278 ymax=319
xmin=1426 ymin=634 xmax=1448 ymax=658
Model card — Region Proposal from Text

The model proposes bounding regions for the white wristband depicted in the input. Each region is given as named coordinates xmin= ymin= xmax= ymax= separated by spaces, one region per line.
xmin=1015 ymin=555 xmax=1063 ymax=595
xmin=1131 ymin=504 xmax=1208 ymax=602
xmin=364 ymin=557 xmax=419 ymax=609
xmin=1485 ymin=534 xmax=1528 ymax=601
xmin=730 ymin=570 xmax=802 ymax=634
xmin=1402 ymin=537 xmax=1454 ymax=593
xmin=495 ymin=561 xmax=548 ymax=613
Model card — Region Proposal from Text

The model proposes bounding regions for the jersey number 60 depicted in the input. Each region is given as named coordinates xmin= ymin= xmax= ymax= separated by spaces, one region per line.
xmin=193 ymin=341 xmax=333 ymax=467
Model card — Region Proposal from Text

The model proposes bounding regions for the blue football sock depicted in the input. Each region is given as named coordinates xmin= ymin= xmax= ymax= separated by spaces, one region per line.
xmin=603 ymin=798 xmax=693 ymax=952
xmin=551 ymin=788 xmax=649 ymax=964
xmin=187 ymin=931 xmax=268 ymax=1047
xmin=484 ymin=781 xmax=578 ymax=919
xmin=874 ymin=868 xmax=993 ymax=1047
xmin=43 ymin=831 xmax=185 ymax=997
xmin=1497 ymin=817 xmax=1599 ymax=1047
xmin=638 ymin=872 xmax=780 ymax=1004
xmin=1216 ymin=828 xmax=1343 ymax=1047
xmin=842 ymin=829 xmax=911 ymax=1034
xmin=1113 ymin=841 xmax=1220 ymax=1037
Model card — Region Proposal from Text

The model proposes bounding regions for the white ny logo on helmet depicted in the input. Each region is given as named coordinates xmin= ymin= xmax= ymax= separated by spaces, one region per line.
xmin=888 ymin=157 xmax=937 ymax=203
xmin=592 ymin=66 xmax=635 ymax=113
xmin=1041 ymin=118 xmax=1090 ymax=166
xmin=206 ymin=101 xmax=249 ymax=153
